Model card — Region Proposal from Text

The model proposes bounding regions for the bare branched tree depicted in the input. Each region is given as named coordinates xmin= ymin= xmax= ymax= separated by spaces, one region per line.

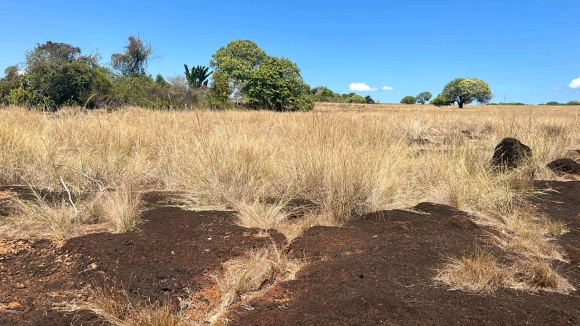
xmin=110 ymin=36 xmax=153 ymax=76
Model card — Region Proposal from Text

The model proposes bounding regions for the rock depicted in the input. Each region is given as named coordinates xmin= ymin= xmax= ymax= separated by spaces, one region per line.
xmin=7 ymin=301 xmax=23 ymax=310
xmin=546 ymin=158 xmax=580 ymax=176
xmin=491 ymin=138 xmax=532 ymax=170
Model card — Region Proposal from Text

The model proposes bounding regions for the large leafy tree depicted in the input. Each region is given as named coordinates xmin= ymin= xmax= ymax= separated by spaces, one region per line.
xmin=245 ymin=56 xmax=312 ymax=111
xmin=16 ymin=41 xmax=111 ymax=109
xmin=416 ymin=91 xmax=432 ymax=104
xmin=110 ymin=36 xmax=153 ymax=76
xmin=440 ymin=78 xmax=492 ymax=108
xmin=210 ymin=40 xmax=267 ymax=99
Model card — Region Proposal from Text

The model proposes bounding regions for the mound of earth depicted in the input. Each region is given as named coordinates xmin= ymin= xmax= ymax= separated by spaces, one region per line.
xmin=1 ymin=181 xmax=580 ymax=325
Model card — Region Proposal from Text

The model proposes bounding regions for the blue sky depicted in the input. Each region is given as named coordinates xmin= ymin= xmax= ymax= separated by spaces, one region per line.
xmin=1 ymin=0 xmax=579 ymax=104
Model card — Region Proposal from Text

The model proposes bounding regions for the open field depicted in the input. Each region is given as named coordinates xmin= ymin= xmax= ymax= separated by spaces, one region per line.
xmin=1 ymin=103 xmax=580 ymax=324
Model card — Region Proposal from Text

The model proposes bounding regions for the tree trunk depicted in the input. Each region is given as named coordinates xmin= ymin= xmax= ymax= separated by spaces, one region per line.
xmin=458 ymin=101 xmax=464 ymax=108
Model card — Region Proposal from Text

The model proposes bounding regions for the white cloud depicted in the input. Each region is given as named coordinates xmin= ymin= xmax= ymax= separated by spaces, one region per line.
xmin=349 ymin=83 xmax=377 ymax=92
xmin=553 ymin=87 xmax=562 ymax=91
xmin=569 ymin=77 xmax=580 ymax=89
xmin=381 ymin=86 xmax=394 ymax=91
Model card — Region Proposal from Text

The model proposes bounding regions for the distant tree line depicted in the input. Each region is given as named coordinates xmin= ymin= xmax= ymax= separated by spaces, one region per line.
xmin=538 ymin=100 xmax=580 ymax=106
xmin=309 ymin=86 xmax=376 ymax=104
xmin=8 ymin=37 xmax=569 ymax=111
xmin=0 ymin=38 xmax=321 ymax=111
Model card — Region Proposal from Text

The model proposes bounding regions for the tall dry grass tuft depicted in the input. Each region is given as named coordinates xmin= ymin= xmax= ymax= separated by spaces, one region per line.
xmin=435 ymin=248 xmax=512 ymax=294
xmin=100 ymin=183 xmax=141 ymax=233
xmin=206 ymin=244 xmax=301 ymax=324
xmin=86 ymin=286 xmax=183 ymax=326
xmin=1 ymin=180 xmax=141 ymax=238
xmin=6 ymin=188 xmax=86 ymax=239
xmin=435 ymin=248 xmax=575 ymax=294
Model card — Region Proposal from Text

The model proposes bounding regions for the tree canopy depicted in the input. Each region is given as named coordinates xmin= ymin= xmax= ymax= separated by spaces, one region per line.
xmin=416 ymin=91 xmax=432 ymax=104
xmin=440 ymin=78 xmax=492 ymax=108
xmin=246 ymin=56 xmax=312 ymax=111
xmin=110 ymin=36 xmax=153 ymax=76
xmin=400 ymin=95 xmax=417 ymax=104
xmin=210 ymin=40 xmax=267 ymax=97
xmin=210 ymin=39 xmax=313 ymax=111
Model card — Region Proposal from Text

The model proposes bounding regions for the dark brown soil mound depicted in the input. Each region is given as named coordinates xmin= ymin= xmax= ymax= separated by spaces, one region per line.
xmin=546 ymin=158 xmax=580 ymax=176
xmin=491 ymin=137 xmax=532 ymax=169
xmin=2 ymin=182 xmax=580 ymax=325
xmin=226 ymin=199 xmax=580 ymax=325
xmin=1 ymin=205 xmax=286 ymax=325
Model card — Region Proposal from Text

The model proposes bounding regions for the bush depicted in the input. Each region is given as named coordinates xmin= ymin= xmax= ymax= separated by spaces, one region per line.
xmin=110 ymin=75 xmax=199 ymax=110
xmin=348 ymin=94 xmax=367 ymax=104
xmin=430 ymin=94 xmax=454 ymax=106
xmin=400 ymin=95 xmax=417 ymax=104
xmin=566 ymin=100 xmax=580 ymax=105
xmin=294 ymin=94 xmax=316 ymax=111
xmin=5 ymin=88 xmax=33 ymax=106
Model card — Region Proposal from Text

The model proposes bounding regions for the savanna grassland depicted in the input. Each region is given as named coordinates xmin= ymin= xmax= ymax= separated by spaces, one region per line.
xmin=1 ymin=103 xmax=580 ymax=325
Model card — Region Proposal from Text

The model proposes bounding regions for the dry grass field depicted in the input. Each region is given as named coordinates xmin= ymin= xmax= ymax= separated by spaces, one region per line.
xmin=1 ymin=102 xmax=579 ymax=324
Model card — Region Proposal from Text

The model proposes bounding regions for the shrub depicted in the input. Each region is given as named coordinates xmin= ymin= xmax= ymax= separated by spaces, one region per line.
xmin=430 ymin=93 xmax=454 ymax=106
xmin=348 ymin=94 xmax=367 ymax=104
xmin=400 ymin=95 xmax=417 ymax=104
xmin=294 ymin=93 xmax=316 ymax=111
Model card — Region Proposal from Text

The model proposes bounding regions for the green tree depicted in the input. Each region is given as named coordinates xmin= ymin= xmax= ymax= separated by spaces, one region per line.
xmin=348 ymin=94 xmax=367 ymax=104
xmin=312 ymin=86 xmax=336 ymax=101
xmin=400 ymin=95 xmax=417 ymax=104
xmin=0 ymin=66 xmax=27 ymax=106
xmin=184 ymin=65 xmax=212 ymax=89
xmin=210 ymin=40 xmax=267 ymax=99
xmin=566 ymin=100 xmax=580 ymax=105
xmin=245 ymin=56 xmax=311 ymax=111
xmin=207 ymin=71 xmax=232 ymax=110
xmin=364 ymin=95 xmax=375 ymax=104
xmin=19 ymin=41 xmax=112 ymax=110
xmin=155 ymin=74 xmax=170 ymax=88
xmin=440 ymin=78 xmax=492 ymax=108
xmin=110 ymin=36 xmax=153 ymax=76
xmin=416 ymin=91 xmax=432 ymax=104
xmin=430 ymin=93 xmax=454 ymax=106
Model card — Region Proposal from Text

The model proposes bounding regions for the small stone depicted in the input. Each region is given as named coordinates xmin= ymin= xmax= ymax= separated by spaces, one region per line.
xmin=7 ymin=301 xmax=22 ymax=310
